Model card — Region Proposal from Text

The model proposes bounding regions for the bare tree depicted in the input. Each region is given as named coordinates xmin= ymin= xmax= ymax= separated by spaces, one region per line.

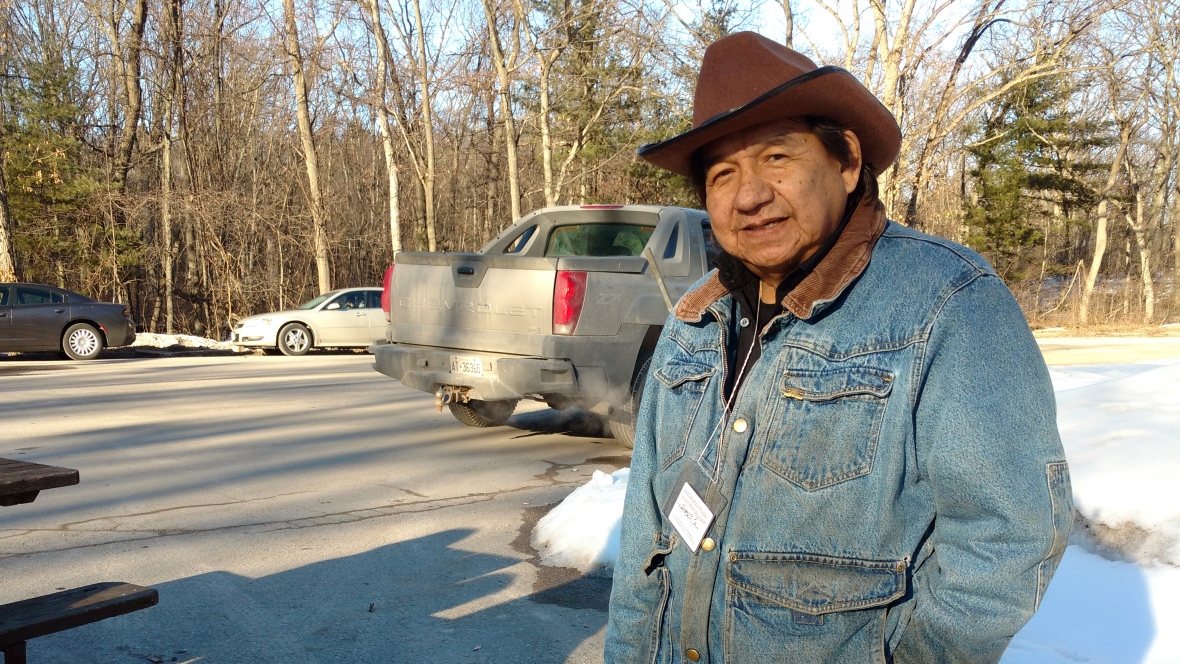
xmin=0 ymin=165 xmax=15 ymax=281
xmin=365 ymin=0 xmax=403 ymax=255
xmin=88 ymin=0 xmax=147 ymax=189
xmin=1080 ymin=117 xmax=1134 ymax=325
xmin=781 ymin=0 xmax=794 ymax=48
xmin=282 ymin=0 xmax=332 ymax=293
xmin=482 ymin=0 xmax=525 ymax=221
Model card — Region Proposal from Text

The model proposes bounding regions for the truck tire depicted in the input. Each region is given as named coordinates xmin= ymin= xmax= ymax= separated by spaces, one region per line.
xmin=449 ymin=399 xmax=519 ymax=427
xmin=609 ymin=352 xmax=652 ymax=449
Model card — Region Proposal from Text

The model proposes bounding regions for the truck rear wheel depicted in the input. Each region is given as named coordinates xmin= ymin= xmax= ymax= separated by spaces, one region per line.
xmin=609 ymin=352 xmax=652 ymax=449
xmin=449 ymin=399 xmax=519 ymax=427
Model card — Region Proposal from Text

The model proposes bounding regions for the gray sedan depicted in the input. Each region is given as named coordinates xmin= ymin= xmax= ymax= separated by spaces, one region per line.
xmin=232 ymin=288 xmax=386 ymax=356
xmin=0 ymin=283 xmax=138 ymax=360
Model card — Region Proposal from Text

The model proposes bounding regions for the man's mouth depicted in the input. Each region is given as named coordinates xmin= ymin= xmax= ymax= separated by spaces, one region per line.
xmin=742 ymin=218 xmax=785 ymax=231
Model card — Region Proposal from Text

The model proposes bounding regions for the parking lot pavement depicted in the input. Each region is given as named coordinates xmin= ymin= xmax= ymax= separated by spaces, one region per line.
xmin=0 ymin=353 xmax=629 ymax=663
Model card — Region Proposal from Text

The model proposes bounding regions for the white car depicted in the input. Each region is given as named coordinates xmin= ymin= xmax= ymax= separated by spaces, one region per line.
xmin=232 ymin=288 xmax=386 ymax=356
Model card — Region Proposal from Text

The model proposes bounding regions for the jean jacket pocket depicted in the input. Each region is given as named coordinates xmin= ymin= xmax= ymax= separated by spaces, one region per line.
xmin=724 ymin=551 xmax=907 ymax=662
xmin=761 ymin=366 xmax=893 ymax=491
xmin=641 ymin=533 xmax=676 ymax=664
xmin=652 ymin=360 xmax=716 ymax=469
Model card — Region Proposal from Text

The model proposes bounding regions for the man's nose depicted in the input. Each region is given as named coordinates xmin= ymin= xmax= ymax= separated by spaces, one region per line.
xmin=733 ymin=166 xmax=774 ymax=212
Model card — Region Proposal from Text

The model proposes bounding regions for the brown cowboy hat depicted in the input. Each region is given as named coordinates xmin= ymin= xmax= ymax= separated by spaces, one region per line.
xmin=639 ymin=32 xmax=901 ymax=179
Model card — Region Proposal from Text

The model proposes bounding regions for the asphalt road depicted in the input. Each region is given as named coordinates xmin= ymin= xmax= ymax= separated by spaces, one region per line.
xmin=7 ymin=338 xmax=1180 ymax=664
xmin=0 ymin=352 xmax=629 ymax=663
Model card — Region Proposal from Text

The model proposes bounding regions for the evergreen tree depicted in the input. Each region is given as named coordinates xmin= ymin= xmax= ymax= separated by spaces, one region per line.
xmin=0 ymin=56 xmax=140 ymax=288
xmin=964 ymin=73 xmax=1111 ymax=280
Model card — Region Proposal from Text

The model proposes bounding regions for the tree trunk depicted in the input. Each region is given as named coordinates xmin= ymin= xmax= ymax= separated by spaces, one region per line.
xmin=410 ymin=0 xmax=438 ymax=250
xmin=1080 ymin=123 xmax=1132 ymax=325
xmin=1172 ymin=191 xmax=1180 ymax=315
xmin=282 ymin=0 xmax=331 ymax=293
xmin=0 ymin=163 xmax=16 ymax=281
xmin=482 ymin=0 xmax=522 ymax=221
xmin=1126 ymin=208 xmax=1154 ymax=323
xmin=111 ymin=0 xmax=148 ymax=189
xmin=869 ymin=0 xmax=915 ymax=214
xmin=540 ymin=51 xmax=558 ymax=207
xmin=781 ymin=0 xmax=793 ymax=48
xmin=161 ymin=131 xmax=175 ymax=334
xmin=1123 ymin=152 xmax=1155 ymax=323
xmin=366 ymin=0 xmax=402 ymax=257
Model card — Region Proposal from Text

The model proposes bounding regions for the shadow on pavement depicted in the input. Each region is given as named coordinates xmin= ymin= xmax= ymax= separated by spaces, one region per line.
xmin=27 ymin=528 xmax=609 ymax=663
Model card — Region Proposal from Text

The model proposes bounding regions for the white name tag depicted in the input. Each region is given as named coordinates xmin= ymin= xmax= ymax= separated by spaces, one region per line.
xmin=668 ymin=483 xmax=715 ymax=552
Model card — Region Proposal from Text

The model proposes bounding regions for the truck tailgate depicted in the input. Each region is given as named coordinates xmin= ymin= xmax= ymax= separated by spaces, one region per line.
xmin=389 ymin=253 xmax=558 ymax=355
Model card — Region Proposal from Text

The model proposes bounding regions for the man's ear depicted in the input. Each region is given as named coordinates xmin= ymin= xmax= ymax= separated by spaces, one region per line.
xmin=841 ymin=130 xmax=863 ymax=195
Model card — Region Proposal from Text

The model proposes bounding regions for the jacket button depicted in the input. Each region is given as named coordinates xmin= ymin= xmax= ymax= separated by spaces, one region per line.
xmin=732 ymin=419 xmax=748 ymax=433
xmin=700 ymin=538 xmax=715 ymax=552
xmin=685 ymin=649 xmax=701 ymax=661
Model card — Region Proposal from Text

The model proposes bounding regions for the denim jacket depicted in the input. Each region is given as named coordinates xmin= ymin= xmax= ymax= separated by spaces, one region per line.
xmin=605 ymin=203 xmax=1072 ymax=664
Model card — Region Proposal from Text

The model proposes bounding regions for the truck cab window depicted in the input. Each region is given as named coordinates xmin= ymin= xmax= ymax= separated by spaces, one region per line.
xmin=503 ymin=225 xmax=537 ymax=253
xmin=702 ymin=221 xmax=720 ymax=267
xmin=663 ymin=223 xmax=680 ymax=259
xmin=545 ymin=224 xmax=655 ymax=257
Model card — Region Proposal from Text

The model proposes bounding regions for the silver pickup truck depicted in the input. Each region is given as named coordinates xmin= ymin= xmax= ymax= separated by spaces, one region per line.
xmin=370 ymin=204 xmax=716 ymax=446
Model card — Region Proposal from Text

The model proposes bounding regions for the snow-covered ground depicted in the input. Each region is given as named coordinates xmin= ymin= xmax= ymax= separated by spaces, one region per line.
xmin=531 ymin=354 xmax=1180 ymax=663
xmin=131 ymin=332 xmax=235 ymax=350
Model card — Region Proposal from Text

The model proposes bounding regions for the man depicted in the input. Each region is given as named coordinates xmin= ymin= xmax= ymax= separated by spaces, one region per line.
xmin=605 ymin=32 xmax=1071 ymax=663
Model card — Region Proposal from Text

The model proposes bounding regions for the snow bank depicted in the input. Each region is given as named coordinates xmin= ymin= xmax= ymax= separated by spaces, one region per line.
xmin=530 ymin=468 xmax=628 ymax=576
xmin=1051 ymin=360 xmax=1180 ymax=566
xmin=131 ymin=333 xmax=235 ymax=351
xmin=1004 ymin=547 xmax=1180 ymax=664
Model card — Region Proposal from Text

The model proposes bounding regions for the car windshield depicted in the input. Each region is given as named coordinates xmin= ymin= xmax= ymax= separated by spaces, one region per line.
xmin=545 ymin=223 xmax=654 ymax=257
xmin=297 ymin=293 xmax=334 ymax=310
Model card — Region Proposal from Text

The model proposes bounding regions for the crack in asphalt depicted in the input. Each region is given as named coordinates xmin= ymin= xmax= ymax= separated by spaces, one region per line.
xmin=53 ymin=491 xmax=313 ymax=529
xmin=0 ymin=480 xmax=585 ymax=560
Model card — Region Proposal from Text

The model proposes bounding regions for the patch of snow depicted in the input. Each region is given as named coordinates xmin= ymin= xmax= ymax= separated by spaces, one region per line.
xmin=530 ymin=468 xmax=628 ymax=576
xmin=1054 ymin=360 xmax=1180 ymax=566
xmin=1003 ymin=546 xmax=1180 ymax=664
xmin=131 ymin=333 xmax=234 ymax=350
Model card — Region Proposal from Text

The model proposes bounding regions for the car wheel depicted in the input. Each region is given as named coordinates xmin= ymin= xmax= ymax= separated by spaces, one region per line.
xmin=62 ymin=323 xmax=104 ymax=361
xmin=448 ymin=399 xmax=519 ymax=427
xmin=609 ymin=351 xmax=652 ymax=449
xmin=278 ymin=323 xmax=312 ymax=356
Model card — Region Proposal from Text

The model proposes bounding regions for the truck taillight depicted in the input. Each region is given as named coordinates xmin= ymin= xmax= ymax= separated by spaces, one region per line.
xmin=381 ymin=264 xmax=395 ymax=322
xmin=553 ymin=270 xmax=587 ymax=335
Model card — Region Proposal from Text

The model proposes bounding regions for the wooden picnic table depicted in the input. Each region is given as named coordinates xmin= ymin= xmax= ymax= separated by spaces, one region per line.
xmin=0 ymin=458 xmax=159 ymax=663
xmin=0 ymin=458 xmax=79 ymax=507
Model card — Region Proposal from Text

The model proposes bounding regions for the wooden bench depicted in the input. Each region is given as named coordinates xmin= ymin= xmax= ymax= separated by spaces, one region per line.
xmin=0 ymin=582 xmax=158 ymax=664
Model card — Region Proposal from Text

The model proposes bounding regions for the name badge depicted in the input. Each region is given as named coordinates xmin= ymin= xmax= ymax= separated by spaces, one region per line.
xmin=668 ymin=483 xmax=715 ymax=552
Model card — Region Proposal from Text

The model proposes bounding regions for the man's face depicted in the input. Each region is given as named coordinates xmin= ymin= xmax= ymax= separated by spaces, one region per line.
xmin=702 ymin=119 xmax=862 ymax=286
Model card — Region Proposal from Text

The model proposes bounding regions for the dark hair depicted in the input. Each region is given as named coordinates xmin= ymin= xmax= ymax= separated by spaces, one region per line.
xmin=689 ymin=116 xmax=878 ymax=206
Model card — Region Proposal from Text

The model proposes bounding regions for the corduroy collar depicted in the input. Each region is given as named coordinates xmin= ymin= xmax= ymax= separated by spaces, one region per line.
xmin=675 ymin=196 xmax=888 ymax=322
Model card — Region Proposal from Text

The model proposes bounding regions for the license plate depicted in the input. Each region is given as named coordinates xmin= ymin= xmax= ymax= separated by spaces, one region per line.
xmin=449 ymin=355 xmax=484 ymax=376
